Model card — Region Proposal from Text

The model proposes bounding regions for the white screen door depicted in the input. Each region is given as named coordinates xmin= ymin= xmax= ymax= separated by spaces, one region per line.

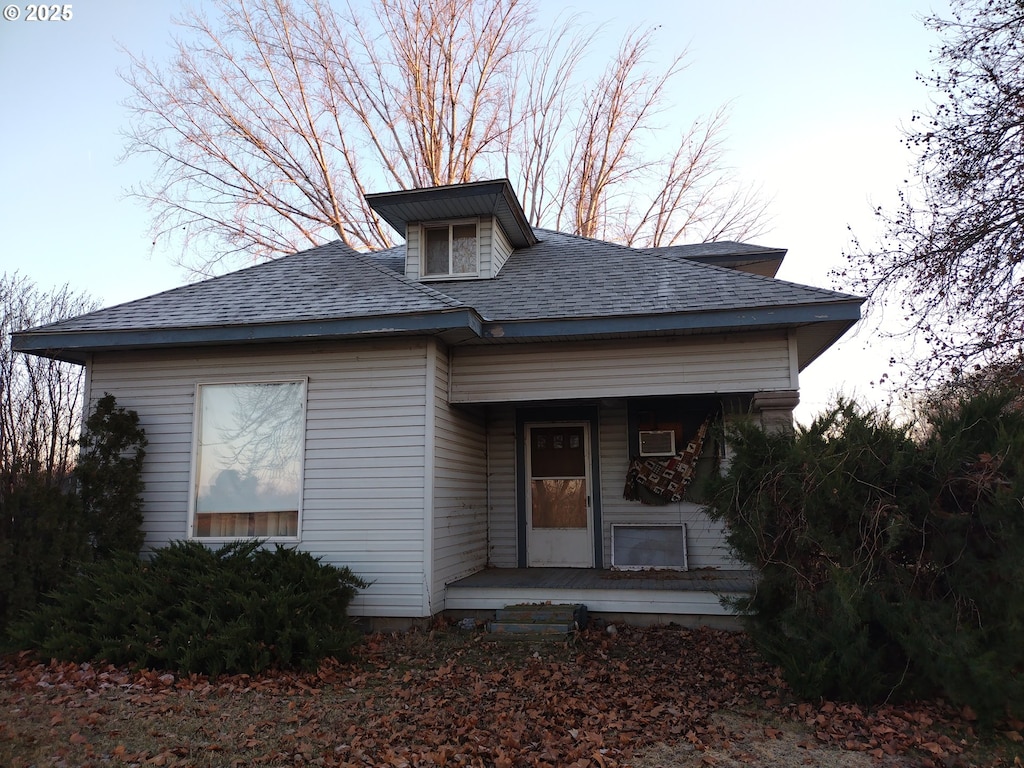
xmin=526 ymin=423 xmax=593 ymax=567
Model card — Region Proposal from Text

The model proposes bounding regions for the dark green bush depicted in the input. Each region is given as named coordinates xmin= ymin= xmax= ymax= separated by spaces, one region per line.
xmin=0 ymin=470 xmax=86 ymax=635
xmin=0 ymin=395 xmax=146 ymax=639
xmin=75 ymin=393 xmax=147 ymax=558
xmin=704 ymin=391 xmax=1024 ymax=721
xmin=8 ymin=540 xmax=370 ymax=676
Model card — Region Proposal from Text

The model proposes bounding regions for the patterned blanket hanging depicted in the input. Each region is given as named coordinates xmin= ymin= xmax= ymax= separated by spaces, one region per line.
xmin=623 ymin=416 xmax=712 ymax=504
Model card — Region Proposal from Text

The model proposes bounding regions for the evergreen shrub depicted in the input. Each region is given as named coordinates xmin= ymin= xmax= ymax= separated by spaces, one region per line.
xmin=703 ymin=391 xmax=1024 ymax=721
xmin=0 ymin=471 xmax=85 ymax=635
xmin=0 ymin=394 xmax=147 ymax=638
xmin=9 ymin=540 xmax=369 ymax=676
xmin=74 ymin=393 xmax=147 ymax=557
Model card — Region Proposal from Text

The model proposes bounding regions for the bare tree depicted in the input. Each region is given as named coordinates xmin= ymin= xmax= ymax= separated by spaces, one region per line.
xmin=1 ymin=274 xmax=97 ymax=481
xmin=122 ymin=0 xmax=769 ymax=276
xmin=841 ymin=0 xmax=1024 ymax=383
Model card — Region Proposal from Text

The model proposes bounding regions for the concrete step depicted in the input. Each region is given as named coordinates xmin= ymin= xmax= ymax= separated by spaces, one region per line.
xmin=488 ymin=603 xmax=587 ymax=635
xmin=488 ymin=621 xmax=576 ymax=635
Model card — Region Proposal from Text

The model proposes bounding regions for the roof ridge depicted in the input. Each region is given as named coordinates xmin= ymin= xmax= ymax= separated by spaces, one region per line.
xmin=530 ymin=227 xmax=642 ymax=251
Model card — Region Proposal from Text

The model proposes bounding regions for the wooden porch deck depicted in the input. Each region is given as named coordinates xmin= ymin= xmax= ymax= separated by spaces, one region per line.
xmin=448 ymin=567 xmax=756 ymax=592
xmin=444 ymin=568 xmax=756 ymax=627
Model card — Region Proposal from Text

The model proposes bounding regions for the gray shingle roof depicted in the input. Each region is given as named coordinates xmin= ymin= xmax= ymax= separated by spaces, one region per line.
xmin=14 ymin=228 xmax=861 ymax=365
xmin=27 ymin=241 xmax=463 ymax=334
xmin=436 ymin=229 xmax=850 ymax=322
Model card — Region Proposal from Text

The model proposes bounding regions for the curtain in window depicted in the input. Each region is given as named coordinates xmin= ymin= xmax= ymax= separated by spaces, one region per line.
xmin=425 ymin=229 xmax=449 ymax=274
xmin=195 ymin=511 xmax=298 ymax=537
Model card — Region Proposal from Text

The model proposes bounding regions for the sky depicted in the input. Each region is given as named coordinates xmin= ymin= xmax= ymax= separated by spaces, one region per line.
xmin=0 ymin=0 xmax=948 ymax=423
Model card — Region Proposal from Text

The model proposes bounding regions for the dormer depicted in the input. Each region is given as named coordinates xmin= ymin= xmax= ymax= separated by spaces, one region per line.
xmin=365 ymin=179 xmax=537 ymax=281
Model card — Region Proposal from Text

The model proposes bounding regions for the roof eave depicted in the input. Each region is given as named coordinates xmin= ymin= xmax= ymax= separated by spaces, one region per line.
xmin=365 ymin=178 xmax=538 ymax=248
xmin=481 ymin=301 xmax=862 ymax=339
xmin=12 ymin=308 xmax=485 ymax=364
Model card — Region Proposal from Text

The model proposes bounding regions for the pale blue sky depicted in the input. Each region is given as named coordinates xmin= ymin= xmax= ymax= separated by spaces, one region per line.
xmin=0 ymin=0 xmax=947 ymax=420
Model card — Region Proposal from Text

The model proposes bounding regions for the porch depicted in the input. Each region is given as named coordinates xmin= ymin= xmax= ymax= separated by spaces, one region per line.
xmin=444 ymin=567 xmax=756 ymax=629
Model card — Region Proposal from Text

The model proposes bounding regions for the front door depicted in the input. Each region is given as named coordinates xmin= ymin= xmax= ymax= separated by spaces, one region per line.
xmin=526 ymin=423 xmax=594 ymax=567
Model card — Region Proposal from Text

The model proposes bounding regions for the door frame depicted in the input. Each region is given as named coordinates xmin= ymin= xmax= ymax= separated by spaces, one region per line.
xmin=515 ymin=405 xmax=603 ymax=568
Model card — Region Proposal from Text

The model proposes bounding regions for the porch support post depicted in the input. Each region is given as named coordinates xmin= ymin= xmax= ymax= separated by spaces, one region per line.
xmin=751 ymin=390 xmax=799 ymax=434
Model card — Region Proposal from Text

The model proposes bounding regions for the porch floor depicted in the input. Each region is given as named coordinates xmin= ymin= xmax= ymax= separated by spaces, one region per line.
xmin=445 ymin=567 xmax=756 ymax=626
xmin=447 ymin=567 xmax=756 ymax=593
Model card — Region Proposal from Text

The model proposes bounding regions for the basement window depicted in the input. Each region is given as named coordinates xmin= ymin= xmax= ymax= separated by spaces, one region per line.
xmin=423 ymin=221 xmax=478 ymax=277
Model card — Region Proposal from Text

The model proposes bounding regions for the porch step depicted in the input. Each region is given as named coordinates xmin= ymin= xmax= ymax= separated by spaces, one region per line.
xmin=488 ymin=603 xmax=587 ymax=635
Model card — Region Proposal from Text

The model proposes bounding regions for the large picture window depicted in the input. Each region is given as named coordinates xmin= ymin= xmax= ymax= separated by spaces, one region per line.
xmin=423 ymin=222 xmax=478 ymax=277
xmin=191 ymin=380 xmax=306 ymax=539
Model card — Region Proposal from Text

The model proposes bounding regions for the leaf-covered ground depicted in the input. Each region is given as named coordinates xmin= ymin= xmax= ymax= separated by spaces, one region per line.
xmin=1 ymin=623 xmax=1021 ymax=767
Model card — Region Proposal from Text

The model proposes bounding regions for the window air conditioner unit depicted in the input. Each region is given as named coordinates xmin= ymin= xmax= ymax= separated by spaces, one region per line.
xmin=638 ymin=430 xmax=675 ymax=457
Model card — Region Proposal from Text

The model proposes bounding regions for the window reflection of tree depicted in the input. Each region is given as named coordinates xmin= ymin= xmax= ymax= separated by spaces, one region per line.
xmin=219 ymin=382 xmax=302 ymax=492
xmin=531 ymin=479 xmax=586 ymax=528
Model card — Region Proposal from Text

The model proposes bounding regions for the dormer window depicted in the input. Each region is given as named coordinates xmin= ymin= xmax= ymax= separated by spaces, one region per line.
xmin=364 ymin=179 xmax=537 ymax=281
xmin=423 ymin=222 xmax=478 ymax=278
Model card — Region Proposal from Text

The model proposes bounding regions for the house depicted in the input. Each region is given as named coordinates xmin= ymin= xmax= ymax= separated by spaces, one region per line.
xmin=13 ymin=179 xmax=862 ymax=629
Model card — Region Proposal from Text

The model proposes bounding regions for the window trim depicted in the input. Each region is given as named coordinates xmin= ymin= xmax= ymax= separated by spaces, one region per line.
xmin=186 ymin=377 xmax=308 ymax=543
xmin=420 ymin=219 xmax=480 ymax=279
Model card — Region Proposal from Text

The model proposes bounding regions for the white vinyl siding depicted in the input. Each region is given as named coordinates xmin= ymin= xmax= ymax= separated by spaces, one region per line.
xmin=476 ymin=218 xmax=493 ymax=279
xmin=87 ymin=339 xmax=433 ymax=618
xmin=490 ymin=218 xmax=513 ymax=276
xmin=450 ymin=333 xmax=796 ymax=404
xmin=404 ymin=224 xmax=422 ymax=280
xmin=476 ymin=217 xmax=501 ymax=279
xmin=485 ymin=405 xmax=518 ymax=567
xmin=429 ymin=343 xmax=488 ymax=612
xmin=85 ymin=331 xmax=765 ymax=617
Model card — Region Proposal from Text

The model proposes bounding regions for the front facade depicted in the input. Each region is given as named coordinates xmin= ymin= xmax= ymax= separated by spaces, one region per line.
xmin=15 ymin=180 xmax=862 ymax=625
